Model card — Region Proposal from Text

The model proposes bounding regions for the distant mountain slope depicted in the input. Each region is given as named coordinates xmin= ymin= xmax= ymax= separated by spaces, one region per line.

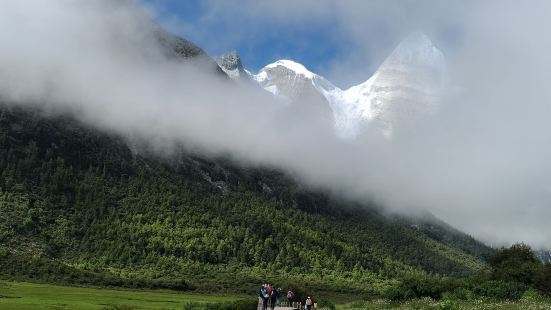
xmin=536 ymin=249 xmax=551 ymax=263
xmin=0 ymin=103 xmax=493 ymax=293
xmin=154 ymin=26 xmax=226 ymax=76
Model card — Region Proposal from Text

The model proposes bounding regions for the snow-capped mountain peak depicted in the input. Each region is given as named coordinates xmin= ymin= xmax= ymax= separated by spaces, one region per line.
xmin=251 ymin=59 xmax=337 ymax=100
xmin=249 ymin=59 xmax=337 ymax=125
xmin=263 ymin=59 xmax=316 ymax=79
xmin=336 ymin=32 xmax=448 ymax=138
xmin=384 ymin=32 xmax=446 ymax=69
xmin=225 ymin=32 xmax=448 ymax=140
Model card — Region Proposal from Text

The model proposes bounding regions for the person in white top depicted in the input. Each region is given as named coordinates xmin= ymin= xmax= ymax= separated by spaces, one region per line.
xmin=305 ymin=296 xmax=313 ymax=310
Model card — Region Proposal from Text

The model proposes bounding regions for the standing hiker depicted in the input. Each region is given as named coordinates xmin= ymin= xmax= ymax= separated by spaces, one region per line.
xmin=305 ymin=296 xmax=313 ymax=310
xmin=258 ymin=285 xmax=265 ymax=310
xmin=260 ymin=285 xmax=269 ymax=310
xmin=269 ymin=287 xmax=278 ymax=309
xmin=274 ymin=288 xmax=282 ymax=307
xmin=266 ymin=284 xmax=273 ymax=309
xmin=287 ymin=289 xmax=294 ymax=307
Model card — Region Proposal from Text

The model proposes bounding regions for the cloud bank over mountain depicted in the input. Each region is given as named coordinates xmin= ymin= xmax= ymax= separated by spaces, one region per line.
xmin=1 ymin=0 xmax=551 ymax=247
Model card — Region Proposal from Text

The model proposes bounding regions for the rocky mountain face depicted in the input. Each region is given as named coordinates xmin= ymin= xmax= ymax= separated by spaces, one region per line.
xmin=536 ymin=249 xmax=551 ymax=263
xmin=216 ymin=51 xmax=249 ymax=80
xmin=226 ymin=32 xmax=448 ymax=139
xmin=154 ymin=27 xmax=225 ymax=75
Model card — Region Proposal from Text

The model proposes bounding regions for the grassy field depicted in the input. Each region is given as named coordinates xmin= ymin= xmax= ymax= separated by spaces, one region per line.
xmin=0 ymin=280 xmax=245 ymax=310
xmin=337 ymin=298 xmax=551 ymax=309
xmin=4 ymin=280 xmax=551 ymax=310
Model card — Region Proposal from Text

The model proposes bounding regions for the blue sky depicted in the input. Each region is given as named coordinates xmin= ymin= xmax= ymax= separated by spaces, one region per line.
xmin=141 ymin=0 xmax=463 ymax=88
xmin=143 ymin=0 xmax=349 ymax=74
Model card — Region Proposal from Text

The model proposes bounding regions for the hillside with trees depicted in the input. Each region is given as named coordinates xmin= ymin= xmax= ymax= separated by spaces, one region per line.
xmin=0 ymin=104 xmax=494 ymax=296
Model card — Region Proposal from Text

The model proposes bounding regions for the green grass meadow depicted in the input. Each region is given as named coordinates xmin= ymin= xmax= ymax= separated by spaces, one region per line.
xmin=0 ymin=281 xmax=244 ymax=310
xmin=3 ymin=280 xmax=551 ymax=310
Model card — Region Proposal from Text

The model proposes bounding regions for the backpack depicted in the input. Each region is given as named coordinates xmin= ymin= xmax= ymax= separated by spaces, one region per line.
xmin=287 ymin=291 xmax=294 ymax=299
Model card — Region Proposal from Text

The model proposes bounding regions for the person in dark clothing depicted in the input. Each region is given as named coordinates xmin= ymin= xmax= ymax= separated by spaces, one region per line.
xmin=275 ymin=288 xmax=282 ymax=307
xmin=270 ymin=288 xmax=279 ymax=309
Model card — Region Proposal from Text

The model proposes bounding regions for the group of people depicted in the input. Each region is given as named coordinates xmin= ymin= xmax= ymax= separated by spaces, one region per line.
xmin=257 ymin=284 xmax=314 ymax=310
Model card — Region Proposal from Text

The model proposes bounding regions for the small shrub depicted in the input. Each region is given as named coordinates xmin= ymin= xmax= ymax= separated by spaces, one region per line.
xmin=385 ymin=275 xmax=451 ymax=301
xmin=472 ymin=280 xmax=527 ymax=300
xmin=521 ymin=288 xmax=542 ymax=301
xmin=437 ymin=299 xmax=458 ymax=310
xmin=442 ymin=287 xmax=474 ymax=301
xmin=385 ymin=285 xmax=416 ymax=301
xmin=316 ymin=299 xmax=336 ymax=310
xmin=535 ymin=263 xmax=551 ymax=295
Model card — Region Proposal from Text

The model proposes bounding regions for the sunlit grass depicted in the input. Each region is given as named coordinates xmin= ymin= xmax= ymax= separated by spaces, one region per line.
xmin=0 ymin=280 xmax=244 ymax=310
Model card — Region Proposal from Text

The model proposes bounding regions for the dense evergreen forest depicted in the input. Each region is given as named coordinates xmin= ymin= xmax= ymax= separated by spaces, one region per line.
xmin=0 ymin=104 xmax=495 ymax=296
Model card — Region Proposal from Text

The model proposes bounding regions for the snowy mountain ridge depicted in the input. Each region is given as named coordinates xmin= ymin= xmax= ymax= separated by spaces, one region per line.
xmin=219 ymin=32 xmax=447 ymax=139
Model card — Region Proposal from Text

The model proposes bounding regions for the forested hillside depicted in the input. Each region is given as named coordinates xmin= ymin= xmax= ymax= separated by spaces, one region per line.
xmin=0 ymin=104 xmax=493 ymax=295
